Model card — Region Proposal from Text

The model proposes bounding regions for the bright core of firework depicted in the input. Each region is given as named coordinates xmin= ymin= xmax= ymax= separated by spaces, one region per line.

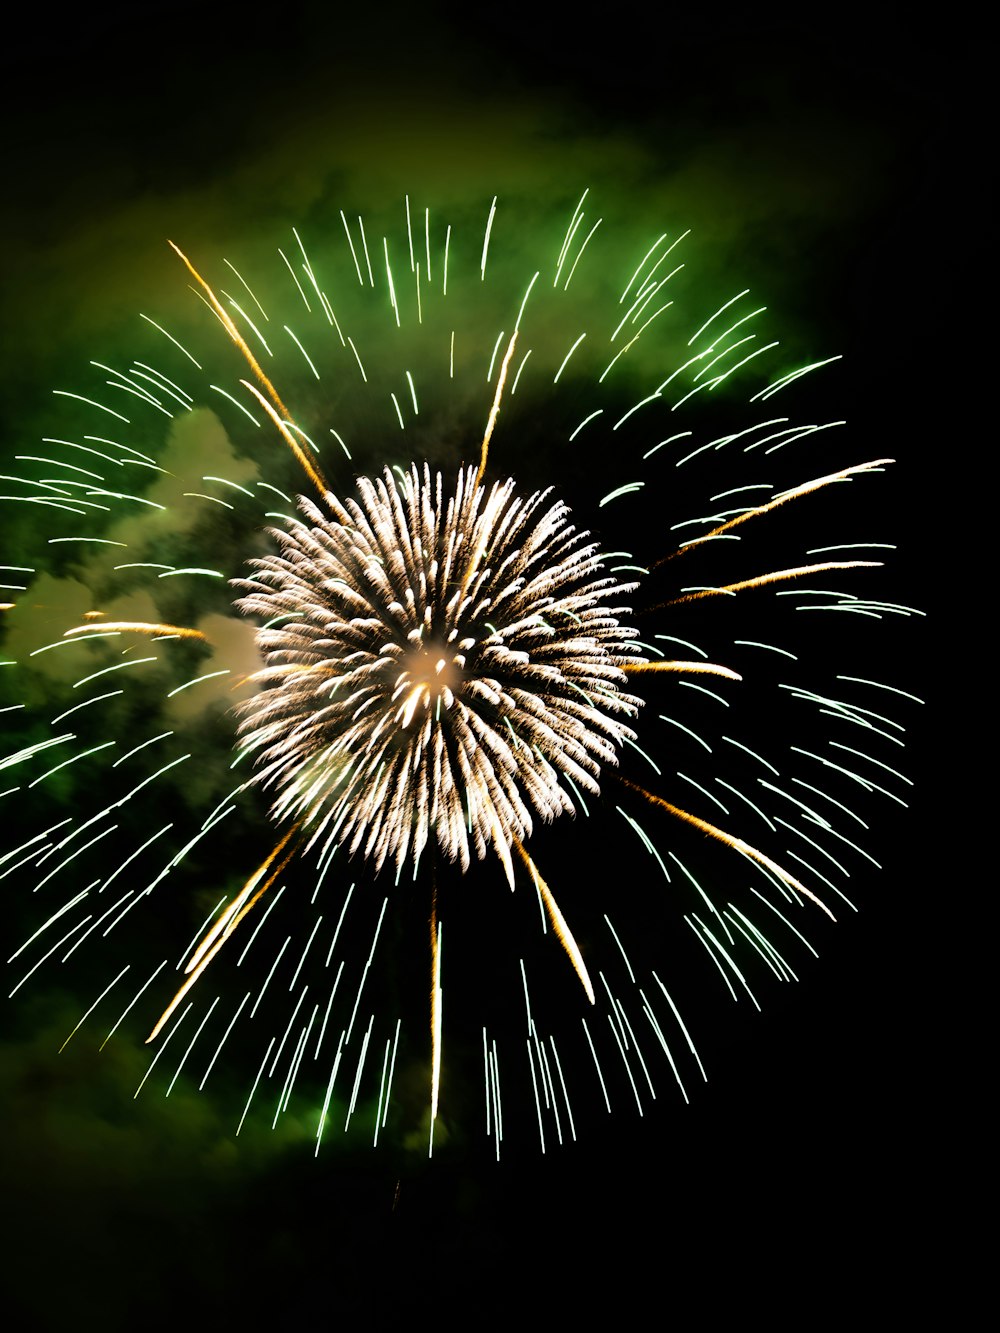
xmin=234 ymin=463 xmax=644 ymax=887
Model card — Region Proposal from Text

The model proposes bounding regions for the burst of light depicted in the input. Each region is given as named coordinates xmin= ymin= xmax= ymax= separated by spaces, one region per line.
xmin=1 ymin=189 xmax=920 ymax=1154
xmin=234 ymin=465 xmax=642 ymax=889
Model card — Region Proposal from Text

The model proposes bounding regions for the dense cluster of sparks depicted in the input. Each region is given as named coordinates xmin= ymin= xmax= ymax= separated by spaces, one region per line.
xmin=235 ymin=466 xmax=643 ymax=886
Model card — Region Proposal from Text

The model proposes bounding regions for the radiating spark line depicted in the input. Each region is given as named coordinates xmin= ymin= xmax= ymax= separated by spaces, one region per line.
xmin=59 ymin=965 xmax=130 ymax=1053
xmin=607 ymin=1009 xmax=644 ymax=1115
xmin=383 ymin=1018 xmax=401 ymax=1129
xmin=200 ymin=991 xmax=250 ymax=1090
xmin=314 ymin=1034 xmax=345 ymax=1154
xmin=146 ymin=828 xmax=298 ymax=1041
xmin=641 ymin=995 xmax=688 ymax=1103
xmin=269 ymin=985 xmax=308 ymax=1077
xmin=621 ymin=777 xmax=835 ymax=920
xmin=715 ymin=778 xmax=775 ymax=831
xmin=429 ymin=904 xmax=442 ymax=1152
xmin=238 ymin=1037 xmax=276 ymax=1136
xmin=101 ymin=960 xmax=167 ymax=1050
xmin=347 ymin=1014 xmax=373 ymax=1132
xmin=663 ymin=561 xmax=882 ymax=608
xmin=475 ymin=331 xmax=518 ymax=485
xmin=239 ymin=379 xmax=328 ymax=496
xmin=481 ymin=196 xmax=497 ymax=280
xmin=627 ymin=660 xmax=741 ymax=681
xmin=673 ymin=459 xmax=894 ymax=554
xmin=693 ymin=914 xmax=761 ymax=1009
xmin=34 ymin=825 xmax=117 ymax=894
xmin=9 ymin=885 xmax=91 ymax=962
xmin=553 ymin=333 xmax=586 ymax=383
xmin=135 ymin=1002 xmax=192 ymax=1098
xmin=725 ymin=910 xmax=787 ymax=981
xmin=514 ymin=840 xmax=595 ymax=1003
xmin=526 ymin=1036 xmax=545 ymax=1152
xmin=537 ymin=1031 xmax=562 ymax=1144
xmin=250 ymin=936 xmax=289 ymax=1018
xmin=65 ymin=620 xmax=207 ymax=644
xmin=313 ymin=960 xmax=344 ymax=1059
xmin=344 ymin=898 xmax=388 ymax=1045
xmin=563 ymin=218 xmax=602 ymax=290
xmin=615 ymin=999 xmax=656 ymax=1099
xmin=274 ymin=1026 xmax=308 ymax=1127
xmin=555 ymin=189 xmax=587 ymax=283
xmin=169 ymin=242 xmax=289 ymax=414
xmin=167 ymin=995 xmax=219 ymax=1096
xmin=284 ymin=1005 xmax=318 ymax=1110
xmin=581 ymin=1016 xmax=611 ymax=1112
xmin=374 ymin=1037 xmax=392 ymax=1147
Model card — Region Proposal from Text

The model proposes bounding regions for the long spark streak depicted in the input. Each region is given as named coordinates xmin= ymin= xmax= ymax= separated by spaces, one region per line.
xmin=168 ymin=242 xmax=291 ymax=418
xmin=670 ymin=458 xmax=894 ymax=556
xmin=626 ymin=660 xmax=742 ymax=681
xmin=64 ymin=621 xmax=207 ymax=641
xmin=429 ymin=903 xmax=442 ymax=1156
xmin=145 ymin=827 xmax=298 ymax=1042
xmin=168 ymin=242 xmax=328 ymax=496
xmin=476 ymin=331 xmax=519 ymax=486
xmin=514 ymin=839 xmax=595 ymax=1004
xmin=663 ymin=561 xmax=883 ymax=607
xmin=620 ymin=777 xmax=835 ymax=920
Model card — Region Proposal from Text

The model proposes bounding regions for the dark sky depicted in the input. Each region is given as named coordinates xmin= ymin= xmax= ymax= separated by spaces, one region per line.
xmin=0 ymin=7 xmax=956 ymax=1325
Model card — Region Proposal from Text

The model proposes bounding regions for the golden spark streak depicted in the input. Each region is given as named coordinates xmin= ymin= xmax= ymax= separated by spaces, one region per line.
xmin=64 ymin=621 xmax=207 ymax=641
xmin=240 ymin=379 xmax=329 ymax=497
xmin=476 ymin=331 xmax=519 ymax=487
xmin=661 ymin=458 xmax=895 ymax=562
xmin=429 ymin=895 xmax=442 ymax=1133
xmin=169 ymin=241 xmax=291 ymax=418
xmin=169 ymin=241 xmax=328 ymax=496
xmin=627 ymin=660 xmax=742 ymax=681
xmin=620 ymin=777 xmax=835 ymax=920
xmin=456 ymin=334 xmax=521 ymax=614
xmin=514 ymin=839 xmax=596 ymax=1004
xmin=145 ymin=826 xmax=298 ymax=1043
xmin=661 ymin=560 xmax=882 ymax=608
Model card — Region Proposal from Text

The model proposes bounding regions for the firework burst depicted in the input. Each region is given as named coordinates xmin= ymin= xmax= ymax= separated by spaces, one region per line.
xmin=2 ymin=190 xmax=919 ymax=1155
xmin=235 ymin=465 xmax=642 ymax=887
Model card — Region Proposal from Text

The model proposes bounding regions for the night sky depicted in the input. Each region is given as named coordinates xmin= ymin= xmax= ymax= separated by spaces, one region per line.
xmin=1 ymin=7 xmax=954 ymax=1325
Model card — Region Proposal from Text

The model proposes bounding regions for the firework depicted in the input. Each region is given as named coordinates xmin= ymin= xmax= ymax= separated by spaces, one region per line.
xmin=234 ymin=465 xmax=642 ymax=885
xmin=2 ymin=191 xmax=919 ymax=1155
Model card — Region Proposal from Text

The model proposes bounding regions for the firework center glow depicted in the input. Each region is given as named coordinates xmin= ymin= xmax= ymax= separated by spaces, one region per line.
xmin=394 ymin=643 xmax=465 ymax=726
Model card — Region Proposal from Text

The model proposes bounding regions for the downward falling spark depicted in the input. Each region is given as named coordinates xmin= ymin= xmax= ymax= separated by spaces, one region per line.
xmin=514 ymin=839 xmax=596 ymax=1004
xmin=620 ymin=777 xmax=835 ymax=920
xmin=146 ymin=826 xmax=298 ymax=1042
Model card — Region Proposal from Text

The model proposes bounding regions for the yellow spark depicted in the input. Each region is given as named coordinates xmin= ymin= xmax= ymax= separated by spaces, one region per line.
xmin=662 ymin=560 xmax=882 ymax=607
xmin=239 ymin=380 xmax=329 ymax=496
xmin=626 ymin=660 xmax=742 ymax=681
xmin=454 ymin=333 xmax=523 ymax=615
xmin=514 ymin=839 xmax=595 ymax=1004
xmin=64 ymin=621 xmax=207 ymax=642
xmin=429 ymin=896 xmax=442 ymax=1139
xmin=476 ymin=331 xmax=519 ymax=487
xmin=670 ymin=458 xmax=894 ymax=556
xmin=620 ymin=777 xmax=834 ymax=920
xmin=169 ymin=242 xmax=289 ymax=417
xmin=169 ymin=242 xmax=328 ymax=497
xmin=146 ymin=826 xmax=298 ymax=1043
